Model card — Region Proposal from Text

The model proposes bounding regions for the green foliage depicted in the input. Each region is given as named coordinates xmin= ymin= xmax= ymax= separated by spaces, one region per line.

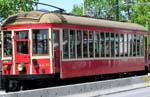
xmin=84 ymin=0 xmax=118 ymax=19
xmin=72 ymin=0 xmax=122 ymax=20
xmin=130 ymin=0 xmax=150 ymax=31
xmin=0 ymin=0 xmax=38 ymax=20
xmin=72 ymin=4 xmax=83 ymax=16
xmin=72 ymin=0 xmax=150 ymax=29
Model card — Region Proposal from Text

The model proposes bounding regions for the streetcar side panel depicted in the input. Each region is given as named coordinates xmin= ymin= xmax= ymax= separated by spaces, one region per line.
xmin=61 ymin=58 xmax=145 ymax=78
xmin=60 ymin=27 xmax=147 ymax=79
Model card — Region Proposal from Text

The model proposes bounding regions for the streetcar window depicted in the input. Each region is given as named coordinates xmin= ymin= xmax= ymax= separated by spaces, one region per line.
xmin=16 ymin=32 xmax=28 ymax=39
xmin=32 ymin=29 xmax=48 ymax=55
xmin=106 ymin=32 xmax=110 ymax=57
xmin=140 ymin=36 xmax=144 ymax=56
xmin=89 ymin=31 xmax=94 ymax=58
xmin=83 ymin=30 xmax=88 ymax=58
xmin=111 ymin=33 xmax=115 ymax=57
xmin=95 ymin=32 xmax=100 ymax=57
xmin=62 ymin=29 xmax=144 ymax=59
xmin=70 ymin=30 xmax=75 ymax=58
xmin=3 ymin=31 xmax=12 ymax=56
xmin=129 ymin=34 xmax=133 ymax=56
xmin=0 ymin=33 xmax=1 ymax=49
xmin=63 ymin=29 xmax=69 ymax=59
xmin=133 ymin=35 xmax=136 ymax=56
xmin=16 ymin=31 xmax=28 ymax=54
xmin=77 ymin=30 xmax=82 ymax=58
xmin=124 ymin=34 xmax=128 ymax=56
xmin=17 ymin=41 xmax=28 ymax=54
xmin=119 ymin=34 xmax=124 ymax=57
xmin=100 ymin=32 xmax=105 ymax=57
xmin=137 ymin=35 xmax=140 ymax=56
xmin=115 ymin=34 xmax=119 ymax=57
xmin=53 ymin=31 xmax=59 ymax=48
xmin=127 ymin=34 xmax=130 ymax=56
xmin=144 ymin=36 xmax=147 ymax=57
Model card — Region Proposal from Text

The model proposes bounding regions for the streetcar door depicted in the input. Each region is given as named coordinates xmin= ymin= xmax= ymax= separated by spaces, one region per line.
xmin=14 ymin=31 xmax=30 ymax=70
xmin=53 ymin=30 xmax=60 ymax=73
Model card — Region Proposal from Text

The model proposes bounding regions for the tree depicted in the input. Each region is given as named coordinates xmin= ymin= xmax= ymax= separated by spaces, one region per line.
xmin=72 ymin=4 xmax=83 ymax=16
xmin=84 ymin=0 xmax=118 ymax=19
xmin=72 ymin=0 xmax=150 ymax=28
xmin=129 ymin=0 xmax=150 ymax=31
xmin=72 ymin=0 xmax=122 ymax=20
xmin=0 ymin=0 xmax=38 ymax=20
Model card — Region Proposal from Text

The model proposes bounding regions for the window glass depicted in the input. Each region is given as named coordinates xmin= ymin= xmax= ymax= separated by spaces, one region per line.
xmin=120 ymin=34 xmax=124 ymax=57
xmin=106 ymin=33 xmax=110 ymax=57
xmin=3 ymin=31 xmax=12 ymax=56
xmin=0 ymin=33 xmax=1 ymax=49
xmin=89 ymin=31 xmax=94 ymax=57
xmin=77 ymin=30 xmax=82 ymax=58
xmin=140 ymin=36 xmax=144 ymax=56
xmin=16 ymin=31 xmax=28 ymax=54
xmin=63 ymin=29 xmax=69 ymax=59
xmin=124 ymin=34 xmax=128 ymax=56
xmin=133 ymin=35 xmax=136 ymax=56
xmin=32 ymin=29 xmax=48 ymax=54
xmin=95 ymin=32 xmax=100 ymax=57
xmin=17 ymin=41 xmax=28 ymax=54
xmin=137 ymin=35 xmax=140 ymax=56
xmin=128 ymin=34 xmax=132 ymax=56
xmin=100 ymin=32 xmax=105 ymax=57
xmin=53 ymin=31 xmax=59 ymax=48
xmin=111 ymin=33 xmax=115 ymax=57
xmin=16 ymin=32 xmax=28 ymax=40
xmin=70 ymin=30 xmax=75 ymax=58
xmin=127 ymin=34 xmax=130 ymax=56
xmin=115 ymin=34 xmax=119 ymax=57
xmin=83 ymin=31 xmax=88 ymax=58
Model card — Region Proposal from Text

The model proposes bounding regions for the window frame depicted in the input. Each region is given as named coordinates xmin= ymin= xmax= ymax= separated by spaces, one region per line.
xmin=62 ymin=28 xmax=145 ymax=60
xmin=62 ymin=29 xmax=69 ymax=59
xmin=3 ymin=30 xmax=12 ymax=57
xmin=32 ymin=29 xmax=49 ymax=56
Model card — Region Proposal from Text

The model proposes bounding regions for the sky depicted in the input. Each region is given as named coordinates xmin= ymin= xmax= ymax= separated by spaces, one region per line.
xmin=38 ymin=0 xmax=83 ymax=13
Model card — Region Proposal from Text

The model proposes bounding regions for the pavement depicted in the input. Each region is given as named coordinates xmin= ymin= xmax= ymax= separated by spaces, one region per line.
xmin=0 ymin=90 xmax=5 ymax=95
xmin=100 ymin=87 xmax=150 ymax=97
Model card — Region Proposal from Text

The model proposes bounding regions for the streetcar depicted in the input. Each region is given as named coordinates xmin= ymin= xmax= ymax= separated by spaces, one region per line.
xmin=0 ymin=11 xmax=148 ymax=92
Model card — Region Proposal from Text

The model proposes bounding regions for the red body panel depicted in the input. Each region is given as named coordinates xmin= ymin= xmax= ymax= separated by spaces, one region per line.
xmin=2 ymin=59 xmax=51 ymax=75
xmin=61 ymin=58 xmax=145 ymax=78
xmin=2 ymin=61 xmax=13 ymax=75
xmin=32 ymin=59 xmax=51 ymax=74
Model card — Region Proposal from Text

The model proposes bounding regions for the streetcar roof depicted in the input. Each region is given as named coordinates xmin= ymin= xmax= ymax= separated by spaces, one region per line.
xmin=2 ymin=11 xmax=147 ymax=32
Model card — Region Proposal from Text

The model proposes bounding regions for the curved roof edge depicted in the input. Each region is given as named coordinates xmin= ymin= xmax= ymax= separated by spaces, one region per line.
xmin=2 ymin=11 xmax=147 ymax=32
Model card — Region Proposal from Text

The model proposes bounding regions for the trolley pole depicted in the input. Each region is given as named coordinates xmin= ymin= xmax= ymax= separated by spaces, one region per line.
xmin=116 ymin=0 xmax=119 ymax=21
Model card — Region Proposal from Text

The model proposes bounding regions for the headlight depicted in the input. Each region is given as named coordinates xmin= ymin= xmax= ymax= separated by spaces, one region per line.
xmin=18 ymin=63 xmax=24 ymax=72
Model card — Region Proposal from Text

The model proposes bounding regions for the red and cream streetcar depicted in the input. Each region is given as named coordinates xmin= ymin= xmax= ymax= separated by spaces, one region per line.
xmin=1 ymin=11 xmax=148 ymax=91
